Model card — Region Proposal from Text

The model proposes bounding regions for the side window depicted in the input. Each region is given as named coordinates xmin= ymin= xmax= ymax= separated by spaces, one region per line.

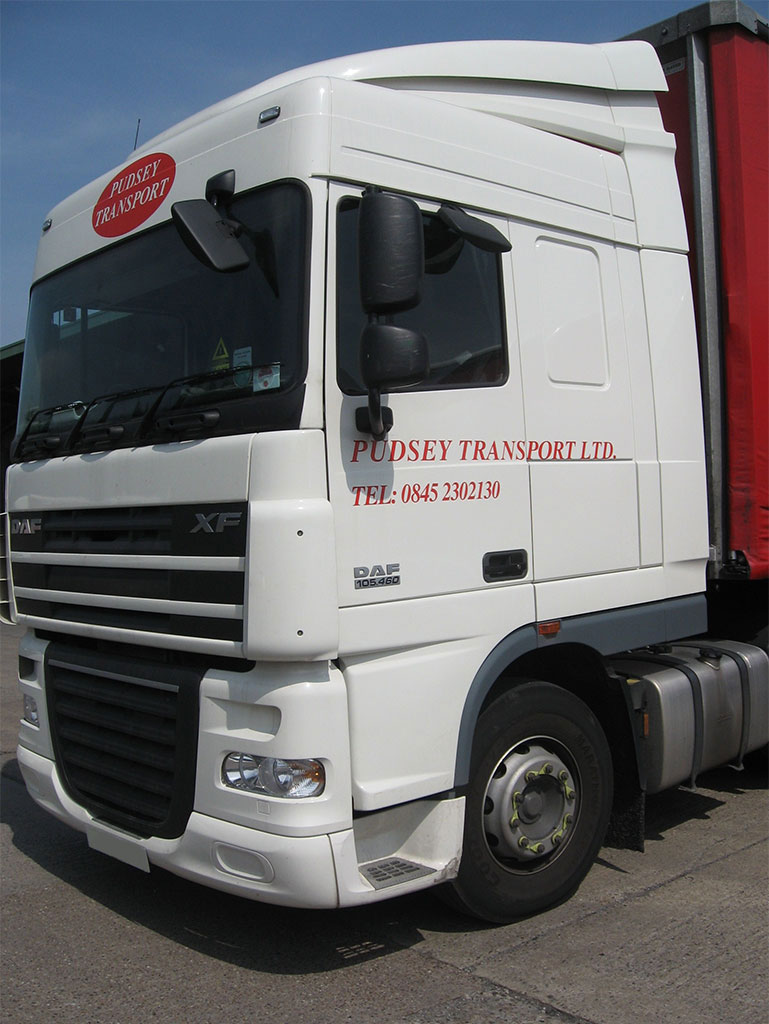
xmin=336 ymin=198 xmax=507 ymax=393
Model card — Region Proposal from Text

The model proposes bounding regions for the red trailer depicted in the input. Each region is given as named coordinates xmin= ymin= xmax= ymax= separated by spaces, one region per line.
xmin=629 ymin=1 xmax=768 ymax=640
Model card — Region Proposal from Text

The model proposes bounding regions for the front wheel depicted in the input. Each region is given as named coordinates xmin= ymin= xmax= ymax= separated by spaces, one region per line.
xmin=445 ymin=681 xmax=613 ymax=923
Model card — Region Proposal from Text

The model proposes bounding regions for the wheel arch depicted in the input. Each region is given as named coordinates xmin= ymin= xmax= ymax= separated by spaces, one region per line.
xmin=454 ymin=596 xmax=706 ymax=793
xmin=455 ymin=632 xmax=641 ymax=791
xmin=501 ymin=642 xmax=644 ymax=802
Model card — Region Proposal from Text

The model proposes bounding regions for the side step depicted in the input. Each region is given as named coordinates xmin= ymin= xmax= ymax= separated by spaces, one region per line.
xmin=332 ymin=797 xmax=465 ymax=907
xmin=360 ymin=857 xmax=435 ymax=890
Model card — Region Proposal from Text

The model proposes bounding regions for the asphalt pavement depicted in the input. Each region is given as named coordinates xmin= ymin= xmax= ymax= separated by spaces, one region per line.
xmin=1 ymin=621 xmax=767 ymax=1024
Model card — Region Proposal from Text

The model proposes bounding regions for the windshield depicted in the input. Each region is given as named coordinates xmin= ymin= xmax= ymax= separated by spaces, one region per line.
xmin=15 ymin=181 xmax=309 ymax=459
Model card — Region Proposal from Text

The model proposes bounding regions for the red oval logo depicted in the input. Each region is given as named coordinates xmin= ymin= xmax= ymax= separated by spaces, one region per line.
xmin=92 ymin=152 xmax=176 ymax=238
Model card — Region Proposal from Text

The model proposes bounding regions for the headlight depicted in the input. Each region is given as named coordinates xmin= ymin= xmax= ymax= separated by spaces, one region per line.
xmin=222 ymin=753 xmax=325 ymax=798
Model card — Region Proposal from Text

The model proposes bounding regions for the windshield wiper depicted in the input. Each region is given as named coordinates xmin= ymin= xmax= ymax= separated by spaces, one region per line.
xmin=12 ymin=401 xmax=86 ymax=460
xmin=69 ymin=384 xmax=163 ymax=450
xmin=139 ymin=366 xmax=245 ymax=438
xmin=13 ymin=366 xmax=272 ymax=460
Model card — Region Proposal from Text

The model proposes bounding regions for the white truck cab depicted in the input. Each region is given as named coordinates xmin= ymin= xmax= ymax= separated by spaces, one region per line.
xmin=5 ymin=38 xmax=766 ymax=923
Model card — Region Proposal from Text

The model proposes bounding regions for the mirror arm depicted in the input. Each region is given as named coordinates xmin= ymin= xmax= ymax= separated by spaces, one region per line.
xmin=437 ymin=204 xmax=511 ymax=253
xmin=206 ymin=169 xmax=237 ymax=208
xmin=356 ymin=388 xmax=393 ymax=441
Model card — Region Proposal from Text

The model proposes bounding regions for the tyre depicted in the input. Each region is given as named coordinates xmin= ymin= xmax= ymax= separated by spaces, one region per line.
xmin=444 ymin=680 xmax=613 ymax=923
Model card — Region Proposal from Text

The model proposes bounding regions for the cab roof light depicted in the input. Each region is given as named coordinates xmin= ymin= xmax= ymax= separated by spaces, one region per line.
xmin=259 ymin=106 xmax=281 ymax=125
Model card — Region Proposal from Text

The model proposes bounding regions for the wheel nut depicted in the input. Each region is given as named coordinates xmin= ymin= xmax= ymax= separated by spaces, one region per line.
xmin=513 ymin=791 xmax=523 ymax=805
xmin=558 ymin=770 xmax=569 ymax=782
xmin=543 ymin=763 xmax=553 ymax=774
xmin=518 ymin=836 xmax=529 ymax=848
xmin=525 ymin=770 xmax=537 ymax=783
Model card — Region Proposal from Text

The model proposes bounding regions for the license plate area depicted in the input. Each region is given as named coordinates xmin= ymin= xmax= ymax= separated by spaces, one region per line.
xmin=87 ymin=823 xmax=150 ymax=872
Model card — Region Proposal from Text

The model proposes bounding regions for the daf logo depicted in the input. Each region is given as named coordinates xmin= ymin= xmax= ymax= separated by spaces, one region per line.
xmin=190 ymin=511 xmax=243 ymax=534
xmin=354 ymin=563 xmax=401 ymax=589
xmin=11 ymin=517 xmax=42 ymax=535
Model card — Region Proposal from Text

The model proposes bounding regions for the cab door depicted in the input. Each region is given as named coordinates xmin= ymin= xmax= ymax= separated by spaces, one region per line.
xmin=510 ymin=221 xmax=649 ymax=611
xmin=324 ymin=184 xmax=533 ymax=627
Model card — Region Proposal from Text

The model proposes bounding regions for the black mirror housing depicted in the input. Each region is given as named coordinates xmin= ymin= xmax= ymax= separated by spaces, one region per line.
xmin=360 ymin=323 xmax=429 ymax=391
xmin=357 ymin=324 xmax=429 ymax=441
xmin=171 ymin=199 xmax=250 ymax=273
xmin=358 ymin=189 xmax=424 ymax=314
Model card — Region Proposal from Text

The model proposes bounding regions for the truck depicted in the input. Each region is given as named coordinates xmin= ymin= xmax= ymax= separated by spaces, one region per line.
xmin=3 ymin=1 xmax=766 ymax=923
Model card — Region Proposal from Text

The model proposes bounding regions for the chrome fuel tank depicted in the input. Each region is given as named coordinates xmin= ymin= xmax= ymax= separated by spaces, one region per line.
xmin=612 ymin=641 xmax=769 ymax=794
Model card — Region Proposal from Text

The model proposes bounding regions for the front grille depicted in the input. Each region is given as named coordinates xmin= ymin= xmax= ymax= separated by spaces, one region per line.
xmin=46 ymin=640 xmax=202 ymax=838
xmin=0 ymin=513 xmax=11 ymax=624
xmin=18 ymin=504 xmax=247 ymax=557
xmin=9 ymin=502 xmax=247 ymax=650
xmin=34 ymin=507 xmax=176 ymax=555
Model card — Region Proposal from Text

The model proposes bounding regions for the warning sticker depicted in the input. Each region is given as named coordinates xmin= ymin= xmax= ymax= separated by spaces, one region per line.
xmin=211 ymin=338 xmax=229 ymax=371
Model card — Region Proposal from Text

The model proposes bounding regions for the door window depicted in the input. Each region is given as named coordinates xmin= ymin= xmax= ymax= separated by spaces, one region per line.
xmin=336 ymin=198 xmax=507 ymax=393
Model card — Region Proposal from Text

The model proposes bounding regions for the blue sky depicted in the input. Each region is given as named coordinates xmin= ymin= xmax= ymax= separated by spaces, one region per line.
xmin=1 ymin=0 xmax=765 ymax=347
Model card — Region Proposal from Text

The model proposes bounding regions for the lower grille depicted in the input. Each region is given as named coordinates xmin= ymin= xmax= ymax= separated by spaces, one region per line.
xmin=45 ymin=640 xmax=202 ymax=838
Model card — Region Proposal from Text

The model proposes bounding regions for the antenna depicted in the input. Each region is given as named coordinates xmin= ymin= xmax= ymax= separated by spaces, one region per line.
xmin=133 ymin=118 xmax=142 ymax=150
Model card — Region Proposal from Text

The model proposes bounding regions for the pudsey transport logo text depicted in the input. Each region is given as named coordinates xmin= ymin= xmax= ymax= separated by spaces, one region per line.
xmin=92 ymin=153 xmax=176 ymax=238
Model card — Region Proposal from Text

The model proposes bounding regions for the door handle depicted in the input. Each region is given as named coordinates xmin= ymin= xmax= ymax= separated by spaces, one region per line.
xmin=483 ymin=549 xmax=528 ymax=582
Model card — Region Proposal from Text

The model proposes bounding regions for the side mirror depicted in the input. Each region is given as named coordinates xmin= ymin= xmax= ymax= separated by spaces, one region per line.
xmin=358 ymin=188 xmax=424 ymax=314
xmin=356 ymin=324 xmax=429 ymax=440
xmin=356 ymin=188 xmax=428 ymax=439
xmin=360 ymin=324 xmax=429 ymax=391
xmin=171 ymin=199 xmax=250 ymax=273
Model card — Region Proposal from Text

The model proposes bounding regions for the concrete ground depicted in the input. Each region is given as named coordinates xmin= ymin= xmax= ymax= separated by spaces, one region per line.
xmin=1 ymin=621 xmax=767 ymax=1024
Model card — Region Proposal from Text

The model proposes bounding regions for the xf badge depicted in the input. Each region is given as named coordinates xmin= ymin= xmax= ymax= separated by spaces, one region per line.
xmin=190 ymin=511 xmax=243 ymax=534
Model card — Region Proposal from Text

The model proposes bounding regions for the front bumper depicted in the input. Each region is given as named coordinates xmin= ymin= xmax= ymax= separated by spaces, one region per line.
xmin=17 ymin=744 xmax=464 ymax=908
xmin=18 ymin=743 xmax=342 ymax=907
